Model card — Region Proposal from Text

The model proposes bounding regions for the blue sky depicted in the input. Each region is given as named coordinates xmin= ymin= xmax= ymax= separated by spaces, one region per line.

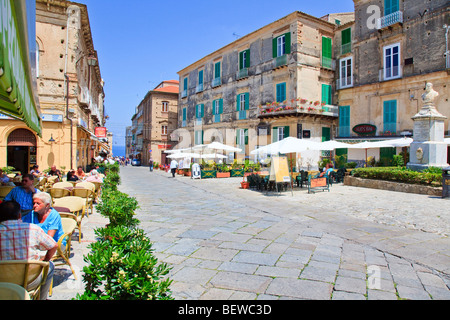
xmin=76 ymin=0 xmax=355 ymax=147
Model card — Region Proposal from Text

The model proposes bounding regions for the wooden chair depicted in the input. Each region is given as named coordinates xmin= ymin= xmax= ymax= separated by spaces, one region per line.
xmin=0 ymin=283 xmax=31 ymax=300
xmin=75 ymin=181 xmax=95 ymax=192
xmin=45 ymin=175 xmax=60 ymax=190
xmin=74 ymin=182 xmax=95 ymax=215
xmin=90 ymin=181 xmax=102 ymax=202
xmin=48 ymin=213 xmax=78 ymax=297
xmin=0 ymin=186 xmax=14 ymax=200
xmin=0 ymin=260 xmax=49 ymax=300
xmin=49 ymin=187 xmax=71 ymax=202
xmin=53 ymin=197 xmax=86 ymax=242
xmin=34 ymin=177 xmax=47 ymax=191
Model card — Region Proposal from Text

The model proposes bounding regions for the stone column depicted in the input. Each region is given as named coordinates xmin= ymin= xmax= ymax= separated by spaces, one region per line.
xmin=407 ymin=83 xmax=449 ymax=170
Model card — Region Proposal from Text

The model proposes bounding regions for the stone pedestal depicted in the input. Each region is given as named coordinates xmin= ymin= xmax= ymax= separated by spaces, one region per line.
xmin=407 ymin=83 xmax=448 ymax=171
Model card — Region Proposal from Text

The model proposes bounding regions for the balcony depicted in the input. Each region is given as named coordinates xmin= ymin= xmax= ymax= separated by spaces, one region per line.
xmin=341 ymin=43 xmax=351 ymax=55
xmin=196 ymin=83 xmax=203 ymax=93
xmin=181 ymin=89 xmax=187 ymax=98
xmin=258 ymin=101 xmax=338 ymax=119
xmin=238 ymin=110 xmax=247 ymax=120
xmin=377 ymin=11 xmax=403 ymax=29
xmin=211 ymin=77 xmax=222 ymax=88
xmin=236 ymin=68 xmax=248 ymax=80
xmin=273 ymin=55 xmax=287 ymax=69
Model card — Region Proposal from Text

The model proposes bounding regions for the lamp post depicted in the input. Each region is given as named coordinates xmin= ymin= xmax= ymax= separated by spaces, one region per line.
xmin=87 ymin=55 xmax=97 ymax=91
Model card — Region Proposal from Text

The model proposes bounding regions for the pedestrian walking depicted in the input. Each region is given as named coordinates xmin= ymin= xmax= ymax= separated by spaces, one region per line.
xmin=170 ymin=159 xmax=178 ymax=177
xmin=149 ymin=158 xmax=154 ymax=172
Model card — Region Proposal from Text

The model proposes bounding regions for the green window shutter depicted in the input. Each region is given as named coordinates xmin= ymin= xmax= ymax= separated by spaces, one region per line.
xmin=272 ymin=127 xmax=278 ymax=142
xmin=198 ymin=70 xmax=203 ymax=85
xmin=245 ymin=129 xmax=249 ymax=145
xmin=339 ymin=106 xmax=351 ymax=137
xmin=284 ymin=126 xmax=290 ymax=139
xmin=236 ymin=94 xmax=240 ymax=112
xmin=276 ymin=83 xmax=286 ymax=103
xmin=322 ymin=127 xmax=331 ymax=142
xmin=183 ymin=77 xmax=188 ymax=90
xmin=383 ymin=100 xmax=397 ymax=133
xmin=245 ymin=49 xmax=250 ymax=68
xmin=284 ymin=32 xmax=291 ymax=54
xmin=342 ymin=28 xmax=351 ymax=45
xmin=239 ymin=51 xmax=244 ymax=70
xmin=322 ymin=37 xmax=332 ymax=59
xmin=182 ymin=108 xmax=187 ymax=121
xmin=236 ymin=129 xmax=240 ymax=145
xmin=212 ymin=100 xmax=216 ymax=115
xmin=201 ymin=104 xmax=204 ymax=118
xmin=272 ymin=38 xmax=278 ymax=58
xmin=384 ymin=0 xmax=399 ymax=15
xmin=214 ymin=62 xmax=221 ymax=78
xmin=321 ymin=84 xmax=332 ymax=105
xmin=219 ymin=99 xmax=223 ymax=114
xmin=244 ymin=93 xmax=249 ymax=110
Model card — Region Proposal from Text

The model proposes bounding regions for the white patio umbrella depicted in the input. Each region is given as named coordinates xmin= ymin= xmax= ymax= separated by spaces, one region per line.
xmin=167 ymin=152 xmax=201 ymax=159
xmin=207 ymin=141 xmax=242 ymax=153
xmin=381 ymin=137 xmax=413 ymax=147
xmin=201 ymin=154 xmax=227 ymax=159
xmin=251 ymin=137 xmax=321 ymax=155
xmin=313 ymin=140 xmax=352 ymax=151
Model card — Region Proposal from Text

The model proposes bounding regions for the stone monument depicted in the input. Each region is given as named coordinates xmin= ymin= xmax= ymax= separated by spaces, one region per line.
xmin=407 ymin=82 xmax=449 ymax=170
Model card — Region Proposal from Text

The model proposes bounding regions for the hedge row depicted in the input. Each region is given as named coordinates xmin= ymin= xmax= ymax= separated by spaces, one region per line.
xmin=351 ymin=167 xmax=443 ymax=187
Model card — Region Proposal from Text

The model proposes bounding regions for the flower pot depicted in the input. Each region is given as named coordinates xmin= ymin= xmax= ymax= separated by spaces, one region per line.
xmin=216 ymin=172 xmax=230 ymax=178
xmin=184 ymin=171 xmax=191 ymax=177
xmin=240 ymin=182 xmax=250 ymax=189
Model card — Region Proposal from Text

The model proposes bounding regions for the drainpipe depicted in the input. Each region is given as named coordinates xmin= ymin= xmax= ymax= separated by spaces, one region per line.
xmin=65 ymin=73 xmax=73 ymax=169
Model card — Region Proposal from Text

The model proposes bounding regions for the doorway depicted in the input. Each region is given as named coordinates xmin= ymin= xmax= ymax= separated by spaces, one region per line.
xmin=7 ymin=129 xmax=37 ymax=174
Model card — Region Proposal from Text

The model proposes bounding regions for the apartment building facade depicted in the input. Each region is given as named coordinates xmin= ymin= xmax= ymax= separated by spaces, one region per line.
xmin=336 ymin=0 xmax=449 ymax=163
xmin=130 ymin=80 xmax=179 ymax=165
xmin=0 ymin=0 xmax=107 ymax=174
xmin=176 ymin=11 xmax=353 ymax=165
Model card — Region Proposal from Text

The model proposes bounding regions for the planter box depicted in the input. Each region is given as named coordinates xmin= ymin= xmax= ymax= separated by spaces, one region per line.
xmin=231 ymin=169 xmax=244 ymax=177
xmin=184 ymin=171 xmax=191 ymax=177
xmin=201 ymin=170 xmax=217 ymax=179
xmin=216 ymin=172 xmax=230 ymax=178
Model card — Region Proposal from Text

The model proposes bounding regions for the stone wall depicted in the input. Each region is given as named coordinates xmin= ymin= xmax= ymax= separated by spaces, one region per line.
xmin=344 ymin=175 xmax=442 ymax=197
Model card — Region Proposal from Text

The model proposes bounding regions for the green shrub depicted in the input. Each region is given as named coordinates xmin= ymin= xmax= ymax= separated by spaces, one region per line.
xmin=352 ymin=167 xmax=442 ymax=187
xmin=96 ymin=190 xmax=139 ymax=228
xmin=76 ymin=226 xmax=173 ymax=300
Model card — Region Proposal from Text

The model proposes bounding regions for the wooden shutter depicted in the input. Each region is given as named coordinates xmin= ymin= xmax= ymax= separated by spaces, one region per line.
xmin=219 ymin=99 xmax=223 ymax=114
xmin=342 ymin=28 xmax=351 ymax=46
xmin=244 ymin=93 xmax=249 ymax=110
xmin=284 ymin=32 xmax=291 ymax=54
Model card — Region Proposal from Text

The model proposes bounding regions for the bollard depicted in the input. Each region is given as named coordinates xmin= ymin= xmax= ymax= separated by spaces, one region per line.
xmin=443 ymin=166 xmax=450 ymax=199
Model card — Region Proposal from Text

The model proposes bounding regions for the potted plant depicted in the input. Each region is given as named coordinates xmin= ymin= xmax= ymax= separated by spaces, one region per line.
xmin=216 ymin=164 xmax=231 ymax=178
xmin=240 ymin=176 xmax=250 ymax=189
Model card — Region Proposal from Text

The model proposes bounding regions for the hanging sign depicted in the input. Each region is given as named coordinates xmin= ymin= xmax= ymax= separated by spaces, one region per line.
xmin=95 ymin=127 xmax=107 ymax=138
xmin=352 ymin=124 xmax=377 ymax=136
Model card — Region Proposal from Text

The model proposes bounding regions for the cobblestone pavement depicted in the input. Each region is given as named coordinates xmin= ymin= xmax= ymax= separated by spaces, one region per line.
xmin=51 ymin=166 xmax=450 ymax=300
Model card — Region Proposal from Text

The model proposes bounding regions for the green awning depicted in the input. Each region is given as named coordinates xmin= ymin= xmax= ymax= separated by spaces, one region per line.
xmin=0 ymin=0 xmax=42 ymax=136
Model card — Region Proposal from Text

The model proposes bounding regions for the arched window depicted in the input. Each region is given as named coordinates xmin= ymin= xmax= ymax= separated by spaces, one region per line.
xmin=8 ymin=129 xmax=37 ymax=147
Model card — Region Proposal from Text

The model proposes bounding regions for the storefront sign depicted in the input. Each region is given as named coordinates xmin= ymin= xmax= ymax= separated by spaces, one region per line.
xmin=353 ymin=124 xmax=377 ymax=136
xmin=41 ymin=114 xmax=63 ymax=122
xmin=95 ymin=127 xmax=107 ymax=138
xmin=0 ymin=0 xmax=42 ymax=135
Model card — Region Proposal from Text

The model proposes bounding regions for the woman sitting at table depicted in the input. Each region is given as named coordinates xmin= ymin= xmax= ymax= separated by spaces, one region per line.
xmin=67 ymin=169 xmax=79 ymax=182
xmin=319 ymin=163 xmax=334 ymax=178
xmin=76 ymin=166 xmax=86 ymax=180
xmin=22 ymin=192 xmax=65 ymax=245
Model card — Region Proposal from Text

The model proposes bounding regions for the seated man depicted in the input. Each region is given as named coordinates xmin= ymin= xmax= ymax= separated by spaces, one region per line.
xmin=3 ymin=174 xmax=40 ymax=216
xmin=47 ymin=165 xmax=62 ymax=181
xmin=22 ymin=192 xmax=65 ymax=244
xmin=0 ymin=200 xmax=57 ymax=300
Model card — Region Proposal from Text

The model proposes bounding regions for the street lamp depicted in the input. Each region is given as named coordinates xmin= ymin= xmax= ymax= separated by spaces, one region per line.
xmin=49 ymin=134 xmax=56 ymax=143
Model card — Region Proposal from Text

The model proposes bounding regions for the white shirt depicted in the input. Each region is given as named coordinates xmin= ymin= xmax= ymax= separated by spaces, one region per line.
xmin=170 ymin=160 xmax=178 ymax=169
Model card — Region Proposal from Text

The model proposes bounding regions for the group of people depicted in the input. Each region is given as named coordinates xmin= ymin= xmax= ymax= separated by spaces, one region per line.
xmin=0 ymin=163 xmax=106 ymax=299
xmin=0 ymin=191 xmax=64 ymax=300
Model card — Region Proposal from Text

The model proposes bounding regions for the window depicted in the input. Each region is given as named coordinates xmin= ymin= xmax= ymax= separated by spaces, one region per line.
xmin=239 ymin=50 xmax=250 ymax=70
xmin=197 ymin=70 xmax=204 ymax=92
xmin=339 ymin=106 xmax=350 ymax=137
xmin=384 ymin=43 xmax=401 ymax=80
xmin=212 ymin=61 xmax=221 ymax=87
xmin=195 ymin=104 xmax=204 ymax=119
xmin=272 ymin=33 xmax=291 ymax=58
xmin=182 ymin=108 xmax=187 ymax=127
xmin=339 ymin=57 xmax=353 ymax=88
xmin=182 ymin=77 xmax=188 ymax=98
xmin=383 ymin=100 xmax=397 ymax=134
xmin=195 ymin=130 xmax=204 ymax=145
xmin=341 ymin=28 xmax=351 ymax=54
xmin=322 ymin=36 xmax=332 ymax=69
xmin=236 ymin=129 xmax=248 ymax=147
xmin=212 ymin=99 xmax=223 ymax=123
xmin=276 ymin=83 xmax=286 ymax=103
xmin=162 ymin=126 xmax=168 ymax=135
xmin=272 ymin=126 xmax=290 ymax=142
xmin=321 ymin=84 xmax=332 ymax=105
xmin=384 ymin=0 xmax=399 ymax=16
xmin=162 ymin=101 xmax=169 ymax=113
xmin=237 ymin=93 xmax=249 ymax=120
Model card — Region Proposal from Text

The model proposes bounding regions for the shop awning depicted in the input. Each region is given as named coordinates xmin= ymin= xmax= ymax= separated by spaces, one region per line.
xmin=0 ymin=0 xmax=42 ymax=136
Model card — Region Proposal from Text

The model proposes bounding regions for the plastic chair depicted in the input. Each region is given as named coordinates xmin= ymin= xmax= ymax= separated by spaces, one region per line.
xmin=0 ymin=260 xmax=49 ymax=300
xmin=53 ymin=196 xmax=86 ymax=242
xmin=0 ymin=283 xmax=31 ymax=300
